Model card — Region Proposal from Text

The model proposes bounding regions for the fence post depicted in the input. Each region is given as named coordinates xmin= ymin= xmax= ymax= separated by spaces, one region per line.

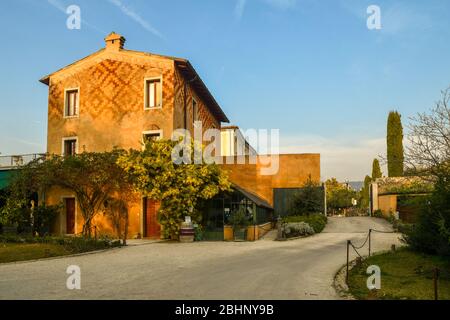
xmin=346 ymin=240 xmax=350 ymax=285
xmin=368 ymin=229 xmax=372 ymax=257
xmin=434 ymin=268 xmax=439 ymax=300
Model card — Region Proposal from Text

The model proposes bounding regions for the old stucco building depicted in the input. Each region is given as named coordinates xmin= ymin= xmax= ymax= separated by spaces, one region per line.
xmin=370 ymin=176 xmax=433 ymax=222
xmin=40 ymin=32 xmax=320 ymax=239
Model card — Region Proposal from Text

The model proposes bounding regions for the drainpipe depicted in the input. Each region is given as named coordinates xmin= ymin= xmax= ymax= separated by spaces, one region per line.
xmin=183 ymin=81 xmax=187 ymax=129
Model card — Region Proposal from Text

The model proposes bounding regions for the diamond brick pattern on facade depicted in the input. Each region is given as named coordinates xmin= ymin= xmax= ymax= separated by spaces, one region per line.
xmin=173 ymin=67 xmax=219 ymax=132
xmin=47 ymin=50 xmax=219 ymax=158
xmin=49 ymin=58 xmax=179 ymax=122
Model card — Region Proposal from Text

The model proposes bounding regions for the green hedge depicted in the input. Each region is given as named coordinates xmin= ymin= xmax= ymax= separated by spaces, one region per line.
xmin=0 ymin=235 xmax=121 ymax=253
xmin=282 ymin=214 xmax=327 ymax=233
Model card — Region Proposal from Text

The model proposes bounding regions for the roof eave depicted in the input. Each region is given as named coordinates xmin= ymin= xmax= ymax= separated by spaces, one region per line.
xmin=231 ymin=183 xmax=273 ymax=210
xmin=175 ymin=60 xmax=230 ymax=123
xmin=38 ymin=47 xmax=230 ymax=123
xmin=38 ymin=48 xmax=105 ymax=87
xmin=39 ymin=76 xmax=50 ymax=85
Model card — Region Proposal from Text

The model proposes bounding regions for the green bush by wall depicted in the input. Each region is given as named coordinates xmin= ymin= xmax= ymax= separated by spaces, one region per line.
xmin=282 ymin=214 xmax=327 ymax=233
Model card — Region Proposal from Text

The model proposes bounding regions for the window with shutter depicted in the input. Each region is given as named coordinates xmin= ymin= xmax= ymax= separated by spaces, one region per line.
xmin=65 ymin=89 xmax=79 ymax=117
xmin=145 ymin=78 xmax=162 ymax=109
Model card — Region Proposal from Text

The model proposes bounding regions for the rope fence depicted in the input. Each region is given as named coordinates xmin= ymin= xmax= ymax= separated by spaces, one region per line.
xmin=345 ymin=228 xmax=446 ymax=300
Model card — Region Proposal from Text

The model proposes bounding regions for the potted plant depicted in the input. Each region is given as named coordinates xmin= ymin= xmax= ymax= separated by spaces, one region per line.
xmin=229 ymin=207 xmax=250 ymax=241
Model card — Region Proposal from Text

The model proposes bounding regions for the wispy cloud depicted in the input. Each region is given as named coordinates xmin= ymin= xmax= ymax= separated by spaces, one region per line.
xmin=108 ymin=0 xmax=164 ymax=39
xmin=46 ymin=0 xmax=106 ymax=34
xmin=234 ymin=0 xmax=247 ymax=20
xmin=47 ymin=0 xmax=65 ymax=12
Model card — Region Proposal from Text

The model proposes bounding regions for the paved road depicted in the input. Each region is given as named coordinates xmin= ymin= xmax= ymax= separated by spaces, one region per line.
xmin=0 ymin=217 xmax=401 ymax=299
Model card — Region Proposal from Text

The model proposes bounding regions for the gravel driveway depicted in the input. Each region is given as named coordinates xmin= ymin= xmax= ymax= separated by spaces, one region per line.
xmin=0 ymin=217 xmax=402 ymax=300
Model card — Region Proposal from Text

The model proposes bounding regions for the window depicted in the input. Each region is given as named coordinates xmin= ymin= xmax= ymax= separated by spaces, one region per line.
xmin=65 ymin=89 xmax=79 ymax=117
xmin=142 ymin=130 xmax=162 ymax=146
xmin=193 ymin=99 xmax=198 ymax=123
xmin=63 ymin=138 xmax=77 ymax=156
xmin=143 ymin=133 xmax=161 ymax=142
xmin=145 ymin=78 xmax=162 ymax=109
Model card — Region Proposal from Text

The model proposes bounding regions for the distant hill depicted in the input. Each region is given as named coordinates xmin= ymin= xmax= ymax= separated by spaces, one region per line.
xmin=347 ymin=181 xmax=363 ymax=191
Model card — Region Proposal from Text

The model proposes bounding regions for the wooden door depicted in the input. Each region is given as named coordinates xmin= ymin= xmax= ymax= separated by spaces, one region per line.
xmin=397 ymin=202 xmax=419 ymax=223
xmin=144 ymin=198 xmax=160 ymax=238
xmin=65 ymin=198 xmax=75 ymax=234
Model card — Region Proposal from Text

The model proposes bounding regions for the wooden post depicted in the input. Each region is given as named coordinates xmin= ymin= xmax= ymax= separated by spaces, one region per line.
xmin=434 ymin=268 xmax=439 ymax=300
xmin=368 ymin=229 xmax=372 ymax=257
xmin=346 ymin=240 xmax=350 ymax=285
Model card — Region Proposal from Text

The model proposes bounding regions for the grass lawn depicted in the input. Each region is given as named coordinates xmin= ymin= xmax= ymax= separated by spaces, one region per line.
xmin=0 ymin=236 xmax=121 ymax=263
xmin=348 ymin=248 xmax=450 ymax=300
xmin=0 ymin=243 xmax=75 ymax=263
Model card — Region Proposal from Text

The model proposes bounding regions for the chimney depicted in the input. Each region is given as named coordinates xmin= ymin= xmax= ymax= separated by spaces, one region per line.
xmin=104 ymin=32 xmax=126 ymax=50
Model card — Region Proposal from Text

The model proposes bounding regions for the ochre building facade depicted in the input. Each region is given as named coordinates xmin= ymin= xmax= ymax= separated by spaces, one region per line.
xmin=40 ymin=32 xmax=320 ymax=238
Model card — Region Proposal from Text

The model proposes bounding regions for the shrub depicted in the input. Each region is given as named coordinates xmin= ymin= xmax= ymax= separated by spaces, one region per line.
xmin=289 ymin=176 xmax=324 ymax=216
xmin=0 ymin=200 xmax=59 ymax=236
xmin=386 ymin=212 xmax=396 ymax=224
xmin=60 ymin=237 xmax=121 ymax=253
xmin=228 ymin=207 xmax=251 ymax=230
xmin=403 ymin=200 xmax=450 ymax=256
xmin=283 ymin=214 xmax=327 ymax=233
xmin=0 ymin=235 xmax=121 ymax=253
xmin=372 ymin=209 xmax=383 ymax=218
xmin=396 ymin=222 xmax=413 ymax=235
xmin=32 ymin=205 xmax=60 ymax=236
xmin=307 ymin=214 xmax=327 ymax=233
xmin=282 ymin=222 xmax=315 ymax=238
xmin=402 ymin=177 xmax=450 ymax=256
xmin=118 ymin=139 xmax=231 ymax=240
xmin=194 ymin=224 xmax=203 ymax=241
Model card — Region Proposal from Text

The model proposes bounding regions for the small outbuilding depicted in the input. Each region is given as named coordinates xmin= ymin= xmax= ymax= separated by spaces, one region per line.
xmin=370 ymin=176 xmax=433 ymax=222
xmin=202 ymin=184 xmax=274 ymax=241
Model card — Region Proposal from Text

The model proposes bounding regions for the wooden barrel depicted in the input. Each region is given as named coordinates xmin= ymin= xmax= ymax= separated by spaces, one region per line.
xmin=179 ymin=222 xmax=195 ymax=243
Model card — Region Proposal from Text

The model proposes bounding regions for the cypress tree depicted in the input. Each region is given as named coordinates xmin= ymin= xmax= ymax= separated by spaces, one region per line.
xmin=372 ymin=159 xmax=382 ymax=180
xmin=387 ymin=111 xmax=404 ymax=177
xmin=360 ymin=175 xmax=372 ymax=208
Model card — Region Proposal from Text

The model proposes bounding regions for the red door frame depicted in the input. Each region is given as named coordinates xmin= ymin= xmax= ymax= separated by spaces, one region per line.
xmin=65 ymin=198 xmax=76 ymax=234
xmin=143 ymin=198 xmax=161 ymax=238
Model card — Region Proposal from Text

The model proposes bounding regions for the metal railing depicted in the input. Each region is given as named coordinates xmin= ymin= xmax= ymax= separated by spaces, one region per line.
xmin=0 ymin=153 xmax=46 ymax=168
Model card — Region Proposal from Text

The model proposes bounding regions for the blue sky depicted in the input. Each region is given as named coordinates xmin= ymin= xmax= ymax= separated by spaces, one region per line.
xmin=0 ymin=0 xmax=449 ymax=181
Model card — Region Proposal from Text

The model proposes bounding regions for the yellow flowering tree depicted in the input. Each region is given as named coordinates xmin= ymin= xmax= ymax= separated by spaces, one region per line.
xmin=117 ymin=139 xmax=230 ymax=239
